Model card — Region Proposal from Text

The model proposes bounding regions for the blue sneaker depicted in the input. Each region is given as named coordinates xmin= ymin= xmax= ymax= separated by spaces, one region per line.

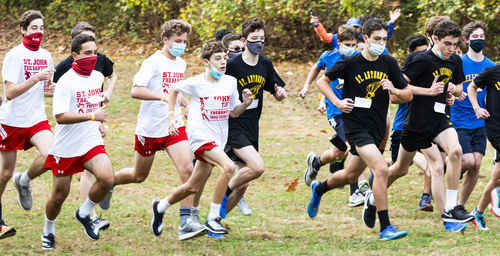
xmin=307 ymin=181 xmax=322 ymax=218
xmin=444 ymin=221 xmax=467 ymax=232
xmin=490 ymin=187 xmax=500 ymax=218
xmin=207 ymin=231 xmax=225 ymax=239
xmin=379 ymin=225 xmax=408 ymax=241
xmin=471 ymin=208 xmax=488 ymax=230
xmin=220 ymin=195 xmax=229 ymax=219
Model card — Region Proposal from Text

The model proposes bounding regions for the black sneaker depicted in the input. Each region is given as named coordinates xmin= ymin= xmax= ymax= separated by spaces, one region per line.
xmin=329 ymin=159 xmax=345 ymax=174
xmin=74 ymin=210 xmax=99 ymax=240
xmin=442 ymin=205 xmax=474 ymax=223
xmin=204 ymin=217 xmax=228 ymax=234
xmin=41 ymin=233 xmax=55 ymax=250
xmin=362 ymin=191 xmax=376 ymax=228
xmin=151 ymin=199 xmax=164 ymax=236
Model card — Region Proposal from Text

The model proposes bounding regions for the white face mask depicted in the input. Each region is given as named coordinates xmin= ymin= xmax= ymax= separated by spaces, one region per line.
xmin=341 ymin=44 xmax=356 ymax=56
xmin=368 ymin=43 xmax=385 ymax=56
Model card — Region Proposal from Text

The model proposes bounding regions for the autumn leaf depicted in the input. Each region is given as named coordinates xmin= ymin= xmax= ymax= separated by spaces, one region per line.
xmin=285 ymin=178 xmax=299 ymax=192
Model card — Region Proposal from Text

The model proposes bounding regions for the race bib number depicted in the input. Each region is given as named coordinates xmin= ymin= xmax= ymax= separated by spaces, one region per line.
xmin=246 ymin=99 xmax=259 ymax=110
xmin=354 ymin=97 xmax=372 ymax=109
xmin=434 ymin=102 xmax=446 ymax=114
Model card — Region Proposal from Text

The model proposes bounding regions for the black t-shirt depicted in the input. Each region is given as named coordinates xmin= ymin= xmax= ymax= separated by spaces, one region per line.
xmin=53 ymin=52 xmax=114 ymax=86
xmin=325 ymin=53 xmax=407 ymax=141
xmin=402 ymin=50 xmax=465 ymax=132
xmin=225 ymin=54 xmax=286 ymax=139
xmin=473 ymin=65 xmax=500 ymax=136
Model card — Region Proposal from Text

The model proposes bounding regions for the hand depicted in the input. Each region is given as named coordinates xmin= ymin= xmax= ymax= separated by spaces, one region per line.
xmin=35 ymin=67 xmax=56 ymax=82
xmin=93 ymin=107 xmax=107 ymax=122
xmin=242 ymin=89 xmax=253 ymax=105
xmin=428 ymin=76 xmax=444 ymax=96
xmin=98 ymin=122 xmax=107 ymax=137
xmin=389 ymin=8 xmax=402 ymax=24
xmin=274 ymin=84 xmax=287 ymax=101
xmin=381 ymin=79 xmax=397 ymax=95
xmin=446 ymin=91 xmax=455 ymax=106
xmin=44 ymin=80 xmax=55 ymax=94
xmin=168 ymin=118 xmax=179 ymax=136
xmin=299 ymin=85 xmax=309 ymax=99
xmin=336 ymin=98 xmax=354 ymax=113
xmin=447 ymin=82 xmax=457 ymax=94
xmin=317 ymin=101 xmax=326 ymax=113
xmin=310 ymin=16 xmax=319 ymax=26
xmin=456 ymin=92 xmax=467 ymax=101
xmin=474 ymin=107 xmax=490 ymax=120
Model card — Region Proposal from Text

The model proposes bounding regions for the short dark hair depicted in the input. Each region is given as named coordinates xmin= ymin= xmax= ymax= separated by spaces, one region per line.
xmin=216 ymin=29 xmax=232 ymax=41
xmin=463 ymin=20 xmax=486 ymax=40
xmin=221 ymin=33 xmax=242 ymax=48
xmin=161 ymin=19 xmax=192 ymax=40
xmin=201 ymin=41 xmax=226 ymax=60
xmin=424 ymin=16 xmax=450 ymax=37
xmin=434 ymin=20 xmax=461 ymax=40
xmin=362 ymin=17 xmax=388 ymax=37
xmin=338 ymin=25 xmax=357 ymax=42
xmin=242 ymin=17 xmax=265 ymax=39
xmin=71 ymin=21 xmax=96 ymax=39
xmin=19 ymin=10 xmax=44 ymax=31
xmin=406 ymin=35 xmax=427 ymax=52
xmin=71 ymin=34 xmax=96 ymax=54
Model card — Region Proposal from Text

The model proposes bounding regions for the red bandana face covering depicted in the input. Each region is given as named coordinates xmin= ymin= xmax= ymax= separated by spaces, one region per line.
xmin=23 ymin=32 xmax=44 ymax=51
xmin=72 ymin=56 xmax=97 ymax=76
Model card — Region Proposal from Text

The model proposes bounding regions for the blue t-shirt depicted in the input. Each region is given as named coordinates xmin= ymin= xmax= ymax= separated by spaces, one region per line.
xmin=329 ymin=21 xmax=395 ymax=50
xmin=316 ymin=49 xmax=359 ymax=119
xmin=450 ymin=54 xmax=495 ymax=129
xmin=392 ymin=103 xmax=407 ymax=131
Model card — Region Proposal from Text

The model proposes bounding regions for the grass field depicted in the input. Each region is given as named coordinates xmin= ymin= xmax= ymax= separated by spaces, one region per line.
xmin=1 ymin=51 xmax=499 ymax=255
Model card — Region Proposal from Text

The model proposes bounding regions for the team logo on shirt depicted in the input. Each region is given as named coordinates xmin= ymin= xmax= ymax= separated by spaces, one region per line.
xmin=354 ymin=71 xmax=388 ymax=99
xmin=238 ymin=75 xmax=266 ymax=99
xmin=76 ymin=88 xmax=102 ymax=114
xmin=23 ymin=58 xmax=48 ymax=81
xmin=199 ymin=95 xmax=231 ymax=121
xmin=495 ymin=81 xmax=500 ymax=91
xmin=162 ymin=72 xmax=184 ymax=94
xmin=432 ymin=67 xmax=452 ymax=85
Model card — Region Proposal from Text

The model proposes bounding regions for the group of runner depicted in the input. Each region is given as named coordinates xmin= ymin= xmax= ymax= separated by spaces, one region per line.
xmin=0 ymin=7 xmax=498 ymax=249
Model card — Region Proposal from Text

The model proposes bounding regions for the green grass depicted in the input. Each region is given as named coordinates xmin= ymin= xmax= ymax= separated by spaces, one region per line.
xmin=1 ymin=53 xmax=499 ymax=255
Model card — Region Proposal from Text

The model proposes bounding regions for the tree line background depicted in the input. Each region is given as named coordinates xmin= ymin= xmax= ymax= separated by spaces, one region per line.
xmin=0 ymin=0 xmax=499 ymax=62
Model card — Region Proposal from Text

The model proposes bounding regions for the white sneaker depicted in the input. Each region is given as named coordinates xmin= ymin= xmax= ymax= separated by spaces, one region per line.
xmin=347 ymin=189 xmax=365 ymax=207
xmin=92 ymin=217 xmax=110 ymax=231
xmin=237 ymin=197 xmax=252 ymax=216
xmin=178 ymin=218 xmax=207 ymax=241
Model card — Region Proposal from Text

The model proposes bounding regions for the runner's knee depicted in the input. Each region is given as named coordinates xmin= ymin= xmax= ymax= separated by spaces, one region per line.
xmin=221 ymin=162 xmax=236 ymax=178
xmin=448 ymin=146 xmax=462 ymax=162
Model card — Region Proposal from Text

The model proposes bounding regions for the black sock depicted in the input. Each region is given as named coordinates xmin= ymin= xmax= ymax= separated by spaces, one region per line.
xmin=350 ymin=183 xmax=358 ymax=195
xmin=422 ymin=193 xmax=430 ymax=198
xmin=368 ymin=171 xmax=374 ymax=187
xmin=312 ymin=156 xmax=324 ymax=170
xmin=0 ymin=203 xmax=3 ymax=225
xmin=225 ymin=186 xmax=232 ymax=196
xmin=378 ymin=210 xmax=391 ymax=231
xmin=315 ymin=180 xmax=332 ymax=196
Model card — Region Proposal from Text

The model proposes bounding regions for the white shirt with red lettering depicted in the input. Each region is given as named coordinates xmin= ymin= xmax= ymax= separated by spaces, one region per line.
xmin=133 ymin=51 xmax=186 ymax=138
xmin=173 ymin=73 xmax=240 ymax=152
xmin=0 ymin=43 xmax=53 ymax=127
xmin=49 ymin=69 xmax=104 ymax=157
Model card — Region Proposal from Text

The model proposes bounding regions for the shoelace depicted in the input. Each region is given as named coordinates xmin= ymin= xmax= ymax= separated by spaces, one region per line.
xmin=386 ymin=225 xmax=400 ymax=233
xmin=477 ymin=215 xmax=486 ymax=227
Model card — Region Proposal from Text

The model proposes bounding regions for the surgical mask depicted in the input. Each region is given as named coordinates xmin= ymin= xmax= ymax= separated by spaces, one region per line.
xmin=340 ymin=44 xmax=356 ymax=56
xmin=246 ymin=40 xmax=264 ymax=55
xmin=469 ymin=39 xmax=485 ymax=53
xmin=368 ymin=43 xmax=385 ymax=56
xmin=228 ymin=50 xmax=242 ymax=59
xmin=208 ymin=64 xmax=224 ymax=79
xmin=436 ymin=49 xmax=446 ymax=60
xmin=169 ymin=43 xmax=186 ymax=57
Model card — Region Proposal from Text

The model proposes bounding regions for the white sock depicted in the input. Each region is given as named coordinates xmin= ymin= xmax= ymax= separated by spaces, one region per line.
xmin=78 ymin=197 xmax=97 ymax=218
xmin=43 ymin=215 xmax=57 ymax=236
xmin=20 ymin=171 xmax=31 ymax=186
xmin=369 ymin=193 xmax=376 ymax=206
xmin=207 ymin=203 xmax=221 ymax=221
xmin=445 ymin=189 xmax=458 ymax=212
xmin=157 ymin=198 xmax=171 ymax=213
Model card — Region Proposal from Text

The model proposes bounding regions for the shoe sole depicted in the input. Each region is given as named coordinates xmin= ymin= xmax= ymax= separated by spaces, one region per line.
xmin=0 ymin=228 xmax=16 ymax=239
xmin=471 ymin=220 xmax=488 ymax=230
xmin=151 ymin=200 xmax=163 ymax=236
xmin=445 ymin=225 xmax=467 ymax=232
xmin=304 ymin=153 xmax=316 ymax=187
xmin=204 ymin=223 xmax=228 ymax=234
xmin=362 ymin=192 xmax=375 ymax=228
xmin=74 ymin=211 xmax=98 ymax=241
xmin=98 ymin=222 xmax=110 ymax=231
xmin=13 ymin=173 xmax=32 ymax=211
xmin=441 ymin=216 xmax=474 ymax=223
xmin=417 ymin=205 xmax=433 ymax=212
xmin=347 ymin=198 xmax=364 ymax=207
xmin=179 ymin=227 xmax=208 ymax=241
xmin=380 ymin=231 xmax=408 ymax=241
xmin=490 ymin=189 xmax=500 ymax=218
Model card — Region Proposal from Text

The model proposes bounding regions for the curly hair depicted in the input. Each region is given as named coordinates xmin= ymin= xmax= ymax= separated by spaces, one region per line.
xmin=242 ymin=17 xmax=265 ymax=39
xmin=362 ymin=16 xmax=388 ymax=37
xmin=161 ymin=19 xmax=192 ymax=39
xmin=434 ymin=20 xmax=461 ymax=40
xmin=201 ymin=41 xmax=227 ymax=60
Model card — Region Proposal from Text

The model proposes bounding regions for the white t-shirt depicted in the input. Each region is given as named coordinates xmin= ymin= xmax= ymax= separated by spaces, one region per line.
xmin=49 ymin=69 xmax=105 ymax=157
xmin=174 ymin=74 xmax=240 ymax=152
xmin=133 ymin=51 xmax=186 ymax=138
xmin=0 ymin=44 xmax=53 ymax=127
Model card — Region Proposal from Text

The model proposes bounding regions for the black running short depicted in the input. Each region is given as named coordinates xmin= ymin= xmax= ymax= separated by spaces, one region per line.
xmin=401 ymin=121 xmax=452 ymax=152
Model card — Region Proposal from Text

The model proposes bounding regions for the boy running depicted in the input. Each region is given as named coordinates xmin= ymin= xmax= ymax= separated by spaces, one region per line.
xmin=0 ymin=10 xmax=54 ymax=239
xmin=151 ymin=41 xmax=253 ymax=238
xmin=41 ymin=34 xmax=114 ymax=250
xmin=308 ymin=17 xmax=412 ymax=241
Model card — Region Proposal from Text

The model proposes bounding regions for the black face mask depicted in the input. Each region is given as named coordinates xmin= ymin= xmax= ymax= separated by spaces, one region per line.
xmin=469 ymin=39 xmax=485 ymax=53
xmin=246 ymin=40 xmax=264 ymax=55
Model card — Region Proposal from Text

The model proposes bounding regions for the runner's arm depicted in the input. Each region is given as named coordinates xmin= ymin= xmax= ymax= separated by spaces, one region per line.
xmin=131 ymin=85 xmax=164 ymax=101
xmin=55 ymin=108 xmax=106 ymax=124
xmin=4 ymin=67 xmax=55 ymax=100
xmin=299 ymin=65 xmax=322 ymax=98
xmin=103 ymin=72 xmax=118 ymax=103
xmin=230 ymin=89 xmax=253 ymax=118
xmin=467 ymin=80 xmax=489 ymax=120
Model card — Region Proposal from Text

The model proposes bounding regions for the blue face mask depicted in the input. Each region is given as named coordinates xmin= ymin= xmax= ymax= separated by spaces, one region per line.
xmin=246 ymin=40 xmax=264 ymax=55
xmin=436 ymin=49 xmax=446 ymax=60
xmin=169 ymin=43 xmax=186 ymax=57
xmin=368 ymin=43 xmax=385 ymax=56
xmin=340 ymin=44 xmax=356 ymax=56
xmin=208 ymin=64 xmax=224 ymax=79
xmin=228 ymin=50 xmax=242 ymax=59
